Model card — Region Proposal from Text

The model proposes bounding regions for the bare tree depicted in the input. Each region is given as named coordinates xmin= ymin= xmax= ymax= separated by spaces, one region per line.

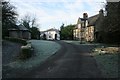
xmin=20 ymin=14 xmax=39 ymax=29
xmin=20 ymin=15 xmax=31 ymax=29
xmin=20 ymin=14 xmax=40 ymax=39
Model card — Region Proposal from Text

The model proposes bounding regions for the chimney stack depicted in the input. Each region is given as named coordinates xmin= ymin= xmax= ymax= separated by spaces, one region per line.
xmin=99 ymin=9 xmax=104 ymax=16
xmin=83 ymin=13 xmax=88 ymax=19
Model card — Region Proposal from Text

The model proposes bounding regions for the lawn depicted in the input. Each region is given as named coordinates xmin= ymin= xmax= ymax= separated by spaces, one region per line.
xmin=63 ymin=40 xmax=102 ymax=45
xmin=92 ymin=46 xmax=119 ymax=78
xmin=64 ymin=40 xmax=119 ymax=78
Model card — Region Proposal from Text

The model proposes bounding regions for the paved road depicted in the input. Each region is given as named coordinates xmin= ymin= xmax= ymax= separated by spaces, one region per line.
xmin=22 ymin=41 xmax=103 ymax=78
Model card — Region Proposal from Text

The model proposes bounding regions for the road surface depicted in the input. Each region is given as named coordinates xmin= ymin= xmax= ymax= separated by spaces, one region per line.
xmin=21 ymin=41 xmax=103 ymax=78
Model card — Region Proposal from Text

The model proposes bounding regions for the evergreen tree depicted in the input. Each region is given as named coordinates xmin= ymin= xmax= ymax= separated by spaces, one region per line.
xmin=60 ymin=24 xmax=75 ymax=40
xmin=2 ymin=0 xmax=18 ymax=38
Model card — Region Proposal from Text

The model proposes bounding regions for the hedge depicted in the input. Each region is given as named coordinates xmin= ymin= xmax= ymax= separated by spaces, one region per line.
xmin=4 ymin=37 xmax=27 ymax=45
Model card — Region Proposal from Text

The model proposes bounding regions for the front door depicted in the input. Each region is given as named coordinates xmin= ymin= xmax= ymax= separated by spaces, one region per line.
xmin=55 ymin=34 xmax=57 ymax=40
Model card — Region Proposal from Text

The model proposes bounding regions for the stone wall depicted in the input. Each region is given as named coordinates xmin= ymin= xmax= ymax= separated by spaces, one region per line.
xmin=9 ymin=30 xmax=31 ymax=39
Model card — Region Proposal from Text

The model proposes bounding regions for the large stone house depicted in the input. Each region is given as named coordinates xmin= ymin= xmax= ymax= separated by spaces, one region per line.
xmin=86 ymin=14 xmax=99 ymax=41
xmin=40 ymin=28 xmax=60 ymax=40
xmin=8 ymin=25 xmax=31 ymax=39
xmin=73 ymin=9 xmax=104 ymax=42
xmin=73 ymin=13 xmax=88 ymax=41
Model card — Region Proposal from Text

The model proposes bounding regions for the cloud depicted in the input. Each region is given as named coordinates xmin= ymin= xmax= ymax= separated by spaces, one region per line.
xmin=9 ymin=0 xmax=106 ymax=31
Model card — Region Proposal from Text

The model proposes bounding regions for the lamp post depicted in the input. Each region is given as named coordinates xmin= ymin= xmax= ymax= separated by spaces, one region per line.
xmin=78 ymin=23 xmax=82 ymax=44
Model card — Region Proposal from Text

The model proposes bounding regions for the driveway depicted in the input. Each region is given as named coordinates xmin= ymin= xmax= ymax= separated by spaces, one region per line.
xmin=21 ymin=41 xmax=103 ymax=78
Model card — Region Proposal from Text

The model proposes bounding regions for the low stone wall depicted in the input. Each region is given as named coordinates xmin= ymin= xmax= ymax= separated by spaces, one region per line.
xmin=4 ymin=37 xmax=27 ymax=45
xmin=20 ymin=42 xmax=33 ymax=59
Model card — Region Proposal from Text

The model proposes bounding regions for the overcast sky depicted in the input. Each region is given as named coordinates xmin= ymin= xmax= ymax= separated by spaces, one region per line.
xmin=9 ymin=0 xmax=106 ymax=31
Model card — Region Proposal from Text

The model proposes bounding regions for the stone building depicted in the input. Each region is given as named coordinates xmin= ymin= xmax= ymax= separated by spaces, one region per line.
xmin=73 ymin=9 xmax=104 ymax=42
xmin=86 ymin=14 xmax=99 ymax=42
xmin=8 ymin=25 xmax=31 ymax=39
xmin=73 ymin=13 xmax=88 ymax=41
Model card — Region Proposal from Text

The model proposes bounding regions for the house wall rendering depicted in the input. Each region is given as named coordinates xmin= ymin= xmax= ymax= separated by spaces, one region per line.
xmin=41 ymin=28 xmax=60 ymax=40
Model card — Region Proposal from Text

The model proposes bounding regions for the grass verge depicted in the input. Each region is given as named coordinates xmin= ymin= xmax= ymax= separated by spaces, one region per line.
xmin=92 ymin=47 xmax=119 ymax=78
xmin=4 ymin=37 xmax=33 ymax=60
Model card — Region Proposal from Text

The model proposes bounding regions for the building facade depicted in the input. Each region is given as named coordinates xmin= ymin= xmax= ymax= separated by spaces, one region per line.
xmin=73 ymin=13 xmax=89 ymax=41
xmin=73 ymin=10 xmax=104 ymax=42
xmin=8 ymin=25 xmax=31 ymax=39
xmin=40 ymin=28 xmax=60 ymax=40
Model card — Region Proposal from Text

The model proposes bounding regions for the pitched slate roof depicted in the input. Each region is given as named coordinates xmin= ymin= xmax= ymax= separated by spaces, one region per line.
xmin=18 ymin=25 xmax=29 ymax=31
xmin=78 ymin=17 xmax=85 ymax=21
xmin=87 ymin=14 xmax=99 ymax=26
xmin=8 ymin=25 xmax=30 ymax=31
xmin=77 ymin=17 xmax=88 ymax=25
xmin=46 ymin=28 xmax=59 ymax=32
xmin=40 ymin=28 xmax=59 ymax=34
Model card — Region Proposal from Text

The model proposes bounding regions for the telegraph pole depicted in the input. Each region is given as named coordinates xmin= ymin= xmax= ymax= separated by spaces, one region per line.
xmin=80 ymin=25 xmax=82 ymax=44
xmin=80 ymin=19 xmax=85 ymax=44
xmin=80 ymin=13 xmax=88 ymax=44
